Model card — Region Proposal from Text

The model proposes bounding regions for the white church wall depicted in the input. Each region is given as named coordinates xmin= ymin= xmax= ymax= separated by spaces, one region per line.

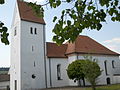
xmin=10 ymin=1 xmax=21 ymax=90
xmin=67 ymin=54 xmax=120 ymax=86
xmin=20 ymin=20 xmax=46 ymax=89
xmin=47 ymin=58 xmax=69 ymax=87
xmin=68 ymin=54 xmax=77 ymax=63
xmin=113 ymin=76 xmax=120 ymax=84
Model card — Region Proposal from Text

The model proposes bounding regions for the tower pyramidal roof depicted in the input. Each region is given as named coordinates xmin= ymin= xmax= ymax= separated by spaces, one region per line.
xmin=17 ymin=0 xmax=45 ymax=24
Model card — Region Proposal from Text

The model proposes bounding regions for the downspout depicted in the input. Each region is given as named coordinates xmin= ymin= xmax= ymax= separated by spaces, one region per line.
xmin=43 ymin=25 xmax=47 ymax=88
xmin=49 ymin=58 xmax=52 ymax=87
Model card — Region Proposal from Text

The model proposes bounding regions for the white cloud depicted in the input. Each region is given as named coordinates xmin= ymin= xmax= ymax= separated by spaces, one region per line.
xmin=102 ymin=37 xmax=120 ymax=54
xmin=103 ymin=38 xmax=120 ymax=44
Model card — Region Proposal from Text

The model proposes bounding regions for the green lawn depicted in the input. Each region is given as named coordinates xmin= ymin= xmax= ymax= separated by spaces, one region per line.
xmin=45 ymin=84 xmax=120 ymax=90
xmin=96 ymin=84 xmax=120 ymax=90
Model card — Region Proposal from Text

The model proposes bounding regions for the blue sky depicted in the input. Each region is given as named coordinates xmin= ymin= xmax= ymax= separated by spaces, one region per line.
xmin=0 ymin=0 xmax=120 ymax=67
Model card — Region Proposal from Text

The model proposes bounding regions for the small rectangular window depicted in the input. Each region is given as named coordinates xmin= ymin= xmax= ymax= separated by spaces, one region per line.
xmin=34 ymin=61 xmax=35 ymax=67
xmin=35 ymin=28 xmax=37 ymax=34
xmin=30 ymin=27 xmax=33 ymax=34
xmin=14 ymin=27 xmax=17 ymax=36
xmin=32 ymin=46 xmax=34 ymax=52
xmin=112 ymin=60 xmax=115 ymax=68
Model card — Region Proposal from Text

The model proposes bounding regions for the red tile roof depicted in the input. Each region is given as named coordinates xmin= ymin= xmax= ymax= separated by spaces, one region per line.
xmin=0 ymin=74 xmax=10 ymax=82
xmin=17 ymin=1 xmax=45 ymax=24
xmin=46 ymin=42 xmax=67 ymax=58
xmin=46 ymin=36 xmax=119 ymax=58
xmin=66 ymin=35 xmax=119 ymax=55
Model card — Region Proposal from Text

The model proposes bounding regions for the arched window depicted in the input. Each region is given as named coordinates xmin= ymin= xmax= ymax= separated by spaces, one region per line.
xmin=30 ymin=27 xmax=33 ymax=34
xmin=104 ymin=61 xmax=108 ymax=75
xmin=112 ymin=60 xmax=115 ymax=68
xmin=57 ymin=64 xmax=61 ymax=80
xmin=34 ymin=61 xmax=35 ymax=67
xmin=32 ymin=46 xmax=34 ymax=52
xmin=106 ymin=77 xmax=111 ymax=84
xmin=35 ymin=28 xmax=37 ymax=34
xmin=14 ymin=27 xmax=17 ymax=36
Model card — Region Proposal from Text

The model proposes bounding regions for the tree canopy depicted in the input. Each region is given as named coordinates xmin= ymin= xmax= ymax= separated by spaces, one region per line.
xmin=0 ymin=0 xmax=9 ymax=45
xmin=0 ymin=0 xmax=4 ymax=4
xmin=28 ymin=0 xmax=120 ymax=45
xmin=82 ymin=60 xmax=101 ymax=90
xmin=67 ymin=60 xmax=85 ymax=82
xmin=67 ymin=59 xmax=101 ymax=90
xmin=0 ymin=0 xmax=120 ymax=45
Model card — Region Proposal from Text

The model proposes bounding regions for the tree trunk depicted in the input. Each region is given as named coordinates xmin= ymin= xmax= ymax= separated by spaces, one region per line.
xmin=92 ymin=85 xmax=96 ymax=90
xmin=82 ymin=77 xmax=85 ymax=86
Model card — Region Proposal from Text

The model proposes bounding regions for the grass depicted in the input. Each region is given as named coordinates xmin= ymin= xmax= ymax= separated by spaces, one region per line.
xmin=96 ymin=84 xmax=120 ymax=90
xmin=44 ymin=84 xmax=120 ymax=90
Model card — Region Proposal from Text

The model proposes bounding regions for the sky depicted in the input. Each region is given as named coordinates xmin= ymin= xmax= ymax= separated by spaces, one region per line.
xmin=0 ymin=0 xmax=120 ymax=67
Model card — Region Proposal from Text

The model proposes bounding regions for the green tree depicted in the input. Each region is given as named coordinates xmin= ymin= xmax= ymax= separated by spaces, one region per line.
xmin=1 ymin=0 xmax=120 ymax=45
xmin=0 ymin=0 xmax=9 ymax=45
xmin=27 ymin=0 xmax=120 ymax=45
xmin=67 ymin=60 xmax=85 ymax=86
xmin=83 ymin=60 xmax=101 ymax=90
xmin=67 ymin=59 xmax=101 ymax=90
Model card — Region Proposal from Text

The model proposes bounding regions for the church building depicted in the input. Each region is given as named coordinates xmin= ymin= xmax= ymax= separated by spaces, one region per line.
xmin=10 ymin=0 xmax=120 ymax=90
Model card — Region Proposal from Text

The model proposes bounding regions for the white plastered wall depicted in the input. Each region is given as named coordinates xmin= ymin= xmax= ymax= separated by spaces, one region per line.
xmin=10 ymin=1 xmax=21 ymax=90
xmin=20 ymin=20 xmax=46 ymax=89
xmin=46 ymin=58 xmax=69 ymax=87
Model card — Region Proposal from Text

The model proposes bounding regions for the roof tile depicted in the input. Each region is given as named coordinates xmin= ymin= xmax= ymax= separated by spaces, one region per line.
xmin=46 ymin=36 xmax=119 ymax=58
xmin=0 ymin=74 xmax=10 ymax=82
xmin=46 ymin=42 xmax=67 ymax=58
xmin=17 ymin=1 xmax=45 ymax=24
xmin=66 ymin=35 xmax=119 ymax=55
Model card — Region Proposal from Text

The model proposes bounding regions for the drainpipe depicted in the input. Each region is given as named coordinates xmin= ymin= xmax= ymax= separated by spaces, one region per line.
xmin=49 ymin=58 xmax=52 ymax=87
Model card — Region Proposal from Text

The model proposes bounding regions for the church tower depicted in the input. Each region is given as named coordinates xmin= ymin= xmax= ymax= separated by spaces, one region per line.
xmin=10 ymin=0 xmax=47 ymax=90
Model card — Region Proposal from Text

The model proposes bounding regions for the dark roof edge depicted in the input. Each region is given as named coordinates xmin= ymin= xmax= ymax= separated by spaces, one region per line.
xmin=65 ymin=52 xmax=120 ymax=56
xmin=46 ymin=42 xmax=67 ymax=45
xmin=0 ymin=80 xmax=10 ymax=82
xmin=21 ymin=19 xmax=46 ymax=25
xmin=47 ymin=56 xmax=67 ymax=58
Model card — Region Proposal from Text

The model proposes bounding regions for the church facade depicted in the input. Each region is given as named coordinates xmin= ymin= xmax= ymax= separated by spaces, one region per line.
xmin=10 ymin=0 xmax=120 ymax=90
